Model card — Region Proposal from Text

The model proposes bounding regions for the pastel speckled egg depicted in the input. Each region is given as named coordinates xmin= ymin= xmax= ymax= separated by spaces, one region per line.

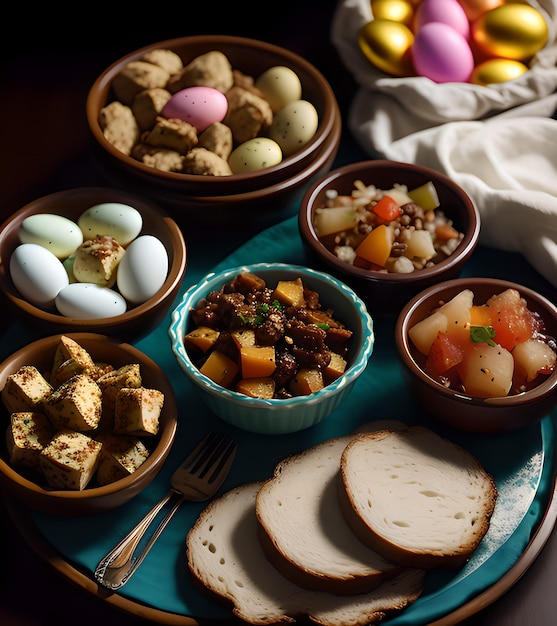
xmin=470 ymin=58 xmax=528 ymax=85
xmin=228 ymin=138 xmax=283 ymax=174
xmin=162 ymin=86 xmax=228 ymax=132
xmin=269 ymin=100 xmax=319 ymax=157
xmin=78 ymin=202 xmax=143 ymax=245
xmin=358 ymin=19 xmax=415 ymax=77
xmin=413 ymin=22 xmax=475 ymax=83
xmin=254 ymin=66 xmax=302 ymax=113
xmin=414 ymin=0 xmax=470 ymax=40
xmin=55 ymin=283 xmax=127 ymax=318
xmin=18 ymin=214 xmax=83 ymax=259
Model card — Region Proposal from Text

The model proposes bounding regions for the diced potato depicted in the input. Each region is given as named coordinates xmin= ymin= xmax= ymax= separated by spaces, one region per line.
xmin=240 ymin=346 xmax=276 ymax=379
xmin=460 ymin=344 xmax=514 ymax=398
xmin=409 ymin=311 xmax=448 ymax=355
xmin=437 ymin=289 xmax=474 ymax=344
xmin=403 ymin=229 xmax=436 ymax=261
xmin=513 ymin=338 xmax=557 ymax=382
xmin=289 ymin=368 xmax=324 ymax=396
xmin=313 ymin=206 xmax=358 ymax=237
xmin=231 ymin=329 xmax=256 ymax=349
xmin=200 ymin=351 xmax=239 ymax=388
xmin=184 ymin=326 xmax=220 ymax=353
xmin=236 ymin=377 xmax=276 ymax=399
xmin=382 ymin=187 xmax=412 ymax=206
xmin=324 ymin=352 xmax=347 ymax=384
xmin=355 ymin=224 xmax=394 ymax=267
xmin=272 ymin=278 xmax=305 ymax=308
xmin=407 ymin=181 xmax=440 ymax=211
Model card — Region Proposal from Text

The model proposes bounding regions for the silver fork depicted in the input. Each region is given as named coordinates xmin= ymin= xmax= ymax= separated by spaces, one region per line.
xmin=94 ymin=431 xmax=237 ymax=591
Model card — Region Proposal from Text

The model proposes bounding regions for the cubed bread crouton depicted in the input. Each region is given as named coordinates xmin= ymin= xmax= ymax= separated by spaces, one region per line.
xmin=6 ymin=411 xmax=55 ymax=469
xmin=112 ymin=60 xmax=171 ymax=106
xmin=114 ymin=387 xmax=164 ymax=436
xmin=167 ymin=50 xmax=234 ymax=94
xmin=39 ymin=430 xmax=103 ymax=490
xmin=97 ymin=363 xmax=142 ymax=417
xmin=1 ymin=365 xmax=53 ymax=414
xmin=43 ymin=374 xmax=102 ymax=432
xmin=99 ymin=100 xmax=140 ymax=156
xmin=95 ymin=434 xmax=150 ymax=486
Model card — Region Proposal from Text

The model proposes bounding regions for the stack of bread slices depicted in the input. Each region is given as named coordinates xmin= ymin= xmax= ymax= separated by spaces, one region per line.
xmin=186 ymin=421 xmax=498 ymax=626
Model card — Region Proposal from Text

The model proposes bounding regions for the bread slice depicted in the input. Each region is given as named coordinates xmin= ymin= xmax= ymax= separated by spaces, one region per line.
xmin=256 ymin=435 xmax=401 ymax=595
xmin=339 ymin=427 xmax=498 ymax=569
xmin=186 ymin=482 xmax=425 ymax=626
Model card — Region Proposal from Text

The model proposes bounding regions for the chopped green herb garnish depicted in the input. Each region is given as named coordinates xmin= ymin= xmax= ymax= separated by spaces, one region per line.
xmin=470 ymin=326 xmax=497 ymax=347
xmin=316 ymin=323 xmax=330 ymax=331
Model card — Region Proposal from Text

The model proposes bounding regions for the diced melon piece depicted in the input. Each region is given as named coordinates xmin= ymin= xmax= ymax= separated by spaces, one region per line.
xmin=289 ymin=368 xmax=324 ymax=396
xmin=272 ymin=278 xmax=305 ymax=308
xmin=355 ymin=224 xmax=394 ymax=267
xmin=408 ymin=181 xmax=440 ymax=210
xmin=513 ymin=339 xmax=557 ymax=382
xmin=403 ymin=229 xmax=436 ymax=261
xmin=236 ymin=377 xmax=275 ymax=399
xmin=409 ymin=311 xmax=448 ymax=355
xmin=200 ymin=351 xmax=239 ymax=388
xmin=461 ymin=344 xmax=514 ymax=398
xmin=240 ymin=346 xmax=276 ymax=379
xmin=184 ymin=326 xmax=220 ymax=353
xmin=313 ymin=207 xmax=358 ymax=236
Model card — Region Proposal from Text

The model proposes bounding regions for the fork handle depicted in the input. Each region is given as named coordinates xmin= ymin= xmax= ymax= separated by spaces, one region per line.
xmin=94 ymin=490 xmax=184 ymax=590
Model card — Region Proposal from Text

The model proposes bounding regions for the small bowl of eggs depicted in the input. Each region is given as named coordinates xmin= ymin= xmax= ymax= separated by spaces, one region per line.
xmin=86 ymin=34 xmax=342 ymax=232
xmin=395 ymin=277 xmax=557 ymax=434
xmin=0 ymin=187 xmax=187 ymax=340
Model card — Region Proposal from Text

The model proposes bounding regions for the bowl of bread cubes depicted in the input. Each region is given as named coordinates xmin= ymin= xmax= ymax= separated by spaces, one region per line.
xmin=298 ymin=159 xmax=480 ymax=316
xmin=0 ymin=187 xmax=187 ymax=340
xmin=86 ymin=35 xmax=341 ymax=229
xmin=396 ymin=277 xmax=557 ymax=433
xmin=169 ymin=262 xmax=374 ymax=434
xmin=0 ymin=333 xmax=177 ymax=515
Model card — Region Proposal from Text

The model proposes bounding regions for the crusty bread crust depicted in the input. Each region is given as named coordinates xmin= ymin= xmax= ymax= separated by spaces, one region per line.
xmin=339 ymin=427 xmax=498 ymax=569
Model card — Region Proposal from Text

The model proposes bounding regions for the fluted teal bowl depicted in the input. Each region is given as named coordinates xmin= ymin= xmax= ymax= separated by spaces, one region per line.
xmin=169 ymin=263 xmax=374 ymax=434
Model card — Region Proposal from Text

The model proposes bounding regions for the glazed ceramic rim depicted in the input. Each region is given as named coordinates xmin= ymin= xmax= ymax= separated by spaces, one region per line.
xmin=169 ymin=263 xmax=375 ymax=408
xmin=395 ymin=277 xmax=557 ymax=407
xmin=299 ymin=159 xmax=481 ymax=284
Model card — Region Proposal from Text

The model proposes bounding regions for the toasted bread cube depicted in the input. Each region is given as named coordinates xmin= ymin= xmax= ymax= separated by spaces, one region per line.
xmin=289 ymin=368 xmax=324 ymax=396
xmin=6 ymin=411 xmax=55 ymax=469
xmin=52 ymin=335 xmax=96 ymax=379
xmin=323 ymin=352 xmax=347 ymax=384
xmin=272 ymin=278 xmax=305 ymax=308
xmin=113 ymin=387 xmax=164 ymax=436
xmin=184 ymin=326 xmax=220 ymax=353
xmin=236 ymin=377 xmax=275 ymax=399
xmin=39 ymin=430 xmax=103 ymax=490
xmin=95 ymin=434 xmax=149 ymax=485
xmin=43 ymin=374 xmax=102 ymax=431
xmin=199 ymin=351 xmax=239 ymax=387
xmin=1 ymin=365 xmax=53 ymax=414
xmin=97 ymin=364 xmax=142 ymax=417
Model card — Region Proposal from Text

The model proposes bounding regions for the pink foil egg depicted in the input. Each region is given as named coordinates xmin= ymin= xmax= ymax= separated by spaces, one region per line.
xmin=414 ymin=0 xmax=470 ymax=40
xmin=162 ymin=86 xmax=228 ymax=132
xmin=413 ymin=22 xmax=475 ymax=83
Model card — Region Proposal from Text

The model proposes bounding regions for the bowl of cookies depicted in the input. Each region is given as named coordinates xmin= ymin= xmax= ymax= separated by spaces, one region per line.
xmin=0 ymin=333 xmax=177 ymax=515
xmin=86 ymin=35 xmax=341 ymax=230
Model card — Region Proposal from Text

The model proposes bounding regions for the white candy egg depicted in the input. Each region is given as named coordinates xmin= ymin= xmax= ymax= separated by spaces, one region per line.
xmin=78 ymin=203 xmax=143 ymax=245
xmin=55 ymin=283 xmax=127 ymax=318
xmin=254 ymin=65 xmax=302 ymax=113
xmin=269 ymin=100 xmax=319 ymax=157
xmin=117 ymin=235 xmax=168 ymax=304
xmin=18 ymin=214 xmax=83 ymax=259
xmin=228 ymin=138 xmax=283 ymax=174
xmin=10 ymin=243 xmax=69 ymax=309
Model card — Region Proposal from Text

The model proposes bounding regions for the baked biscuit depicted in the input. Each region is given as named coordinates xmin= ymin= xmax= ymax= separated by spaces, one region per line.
xmin=224 ymin=86 xmax=273 ymax=144
xmin=142 ymin=116 xmax=198 ymax=154
xmin=182 ymin=147 xmax=233 ymax=176
xmin=99 ymin=101 xmax=140 ymax=156
xmin=112 ymin=60 xmax=171 ymax=105
xmin=132 ymin=87 xmax=172 ymax=130
xmin=198 ymin=122 xmax=233 ymax=160
xmin=167 ymin=50 xmax=234 ymax=94
xmin=131 ymin=144 xmax=185 ymax=172
xmin=141 ymin=48 xmax=183 ymax=75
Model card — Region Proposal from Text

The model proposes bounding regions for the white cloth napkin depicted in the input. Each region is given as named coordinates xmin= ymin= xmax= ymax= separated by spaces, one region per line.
xmin=331 ymin=0 xmax=557 ymax=289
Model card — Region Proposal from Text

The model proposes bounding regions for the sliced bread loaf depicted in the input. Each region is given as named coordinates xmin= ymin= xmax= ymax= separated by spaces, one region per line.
xmin=339 ymin=426 xmax=498 ymax=569
xmin=255 ymin=435 xmax=401 ymax=595
xmin=186 ymin=481 xmax=425 ymax=626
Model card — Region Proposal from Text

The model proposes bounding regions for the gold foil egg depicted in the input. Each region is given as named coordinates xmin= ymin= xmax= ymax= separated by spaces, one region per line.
xmin=470 ymin=58 xmax=529 ymax=85
xmin=358 ymin=19 xmax=415 ymax=77
xmin=370 ymin=0 xmax=414 ymax=28
xmin=472 ymin=3 xmax=549 ymax=61
xmin=458 ymin=0 xmax=504 ymax=22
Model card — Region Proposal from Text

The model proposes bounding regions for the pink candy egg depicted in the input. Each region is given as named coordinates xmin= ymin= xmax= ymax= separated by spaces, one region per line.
xmin=413 ymin=22 xmax=474 ymax=83
xmin=414 ymin=0 xmax=470 ymax=40
xmin=162 ymin=86 xmax=228 ymax=132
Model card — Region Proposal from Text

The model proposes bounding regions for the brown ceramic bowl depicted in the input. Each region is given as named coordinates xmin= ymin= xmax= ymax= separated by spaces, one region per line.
xmin=86 ymin=35 xmax=341 ymax=229
xmin=0 ymin=187 xmax=187 ymax=340
xmin=395 ymin=278 xmax=557 ymax=434
xmin=298 ymin=160 xmax=480 ymax=316
xmin=0 ymin=333 xmax=178 ymax=515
